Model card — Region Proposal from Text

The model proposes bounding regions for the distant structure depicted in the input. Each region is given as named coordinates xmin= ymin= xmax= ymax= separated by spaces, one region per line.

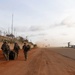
xmin=68 ymin=42 xmax=70 ymax=48
xmin=67 ymin=42 xmax=75 ymax=48
xmin=71 ymin=45 xmax=75 ymax=48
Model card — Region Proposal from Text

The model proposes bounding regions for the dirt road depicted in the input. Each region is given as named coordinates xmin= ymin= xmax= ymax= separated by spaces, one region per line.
xmin=0 ymin=48 xmax=75 ymax=75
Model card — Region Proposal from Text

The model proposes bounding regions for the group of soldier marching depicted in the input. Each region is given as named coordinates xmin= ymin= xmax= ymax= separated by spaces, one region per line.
xmin=1 ymin=41 xmax=30 ymax=61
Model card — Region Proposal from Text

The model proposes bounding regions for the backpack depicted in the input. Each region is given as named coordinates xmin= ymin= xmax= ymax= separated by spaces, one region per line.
xmin=9 ymin=51 xmax=15 ymax=60
xmin=27 ymin=45 xmax=30 ymax=50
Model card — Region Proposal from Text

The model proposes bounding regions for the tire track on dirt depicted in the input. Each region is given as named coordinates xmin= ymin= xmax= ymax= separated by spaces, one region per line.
xmin=44 ymin=49 xmax=75 ymax=75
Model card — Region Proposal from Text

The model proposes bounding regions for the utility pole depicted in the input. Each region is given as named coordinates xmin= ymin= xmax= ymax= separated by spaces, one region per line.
xmin=11 ymin=14 xmax=13 ymax=34
xmin=8 ymin=28 xmax=10 ymax=34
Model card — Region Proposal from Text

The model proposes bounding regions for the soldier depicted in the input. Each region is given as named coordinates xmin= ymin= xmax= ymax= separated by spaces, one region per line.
xmin=1 ymin=41 xmax=10 ymax=61
xmin=13 ymin=42 xmax=20 ymax=59
xmin=22 ymin=43 xmax=30 ymax=61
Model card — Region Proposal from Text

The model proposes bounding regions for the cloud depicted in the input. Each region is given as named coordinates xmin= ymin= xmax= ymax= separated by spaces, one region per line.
xmin=28 ymin=25 xmax=50 ymax=31
xmin=49 ymin=23 xmax=63 ymax=28
xmin=14 ymin=26 xmax=28 ymax=32
xmin=60 ymin=18 xmax=75 ymax=27
xmin=29 ymin=25 xmax=42 ymax=31
xmin=29 ymin=33 xmax=46 ymax=37
xmin=61 ymin=33 xmax=68 ymax=36
xmin=60 ymin=16 xmax=75 ymax=27
xmin=49 ymin=16 xmax=75 ymax=28
xmin=13 ymin=15 xmax=75 ymax=35
xmin=15 ymin=25 xmax=45 ymax=32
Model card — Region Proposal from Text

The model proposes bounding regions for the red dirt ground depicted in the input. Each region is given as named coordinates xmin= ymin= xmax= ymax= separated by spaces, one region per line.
xmin=0 ymin=48 xmax=75 ymax=75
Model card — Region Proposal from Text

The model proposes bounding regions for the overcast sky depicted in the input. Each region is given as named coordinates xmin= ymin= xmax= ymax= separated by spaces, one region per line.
xmin=0 ymin=0 xmax=75 ymax=47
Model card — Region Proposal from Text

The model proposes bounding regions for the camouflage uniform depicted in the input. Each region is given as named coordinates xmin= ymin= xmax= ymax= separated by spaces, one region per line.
xmin=1 ymin=41 xmax=10 ymax=60
xmin=22 ymin=43 xmax=30 ymax=61
xmin=13 ymin=43 xmax=20 ymax=59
